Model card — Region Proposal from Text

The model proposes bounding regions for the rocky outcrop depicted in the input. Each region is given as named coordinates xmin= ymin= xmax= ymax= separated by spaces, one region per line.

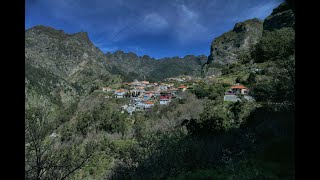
xmin=263 ymin=3 xmax=295 ymax=31
xmin=201 ymin=18 xmax=263 ymax=77
xmin=202 ymin=2 xmax=295 ymax=77
xmin=208 ymin=18 xmax=263 ymax=65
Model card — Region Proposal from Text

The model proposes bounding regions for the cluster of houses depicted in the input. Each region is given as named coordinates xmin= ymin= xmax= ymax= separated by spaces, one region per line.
xmin=100 ymin=80 xmax=189 ymax=115
xmin=224 ymin=84 xmax=254 ymax=102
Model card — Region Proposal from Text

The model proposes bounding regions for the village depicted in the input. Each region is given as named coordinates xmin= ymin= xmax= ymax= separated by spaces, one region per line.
xmin=97 ymin=75 xmax=254 ymax=115
xmin=98 ymin=78 xmax=190 ymax=115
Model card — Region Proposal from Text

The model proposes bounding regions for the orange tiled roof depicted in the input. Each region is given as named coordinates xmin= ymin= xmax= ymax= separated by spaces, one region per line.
xmin=145 ymin=101 xmax=154 ymax=104
xmin=178 ymin=85 xmax=187 ymax=88
xmin=231 ymin=85 xmax=247 ymax=89
xmin=117 ymin=89 xmax=127 ymax=92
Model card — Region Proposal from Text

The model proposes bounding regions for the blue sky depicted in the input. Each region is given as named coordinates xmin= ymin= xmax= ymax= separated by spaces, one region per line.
xmin=26 ymin=0 xmax=283 ymax=59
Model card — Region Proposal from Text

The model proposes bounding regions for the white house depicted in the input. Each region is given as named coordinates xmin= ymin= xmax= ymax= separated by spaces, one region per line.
xmin=159 ymin=95 xmax=171 ymax=105
xmin=115 ymin=89 xmax=127 ymax=98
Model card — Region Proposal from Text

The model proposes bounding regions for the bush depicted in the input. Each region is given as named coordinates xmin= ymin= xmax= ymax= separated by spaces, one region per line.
xmin=252 ymin=28 xmax=295 ymax=63
xmin=191 ymin=82 xmax=226 ymax=100
xmin=246 ymin=72 xmax=256 ymax=85
xmin=237 ymin=50 xmax=252 ymax=64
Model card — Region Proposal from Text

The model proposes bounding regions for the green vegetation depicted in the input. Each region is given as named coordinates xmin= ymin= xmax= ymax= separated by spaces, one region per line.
xmin=252 ymin=28 xmax=295 ymax=63
xmin=191 ymin=81 xmax=228 ymax=100
xmin=25 ymin=3 xmax=294 ymax=179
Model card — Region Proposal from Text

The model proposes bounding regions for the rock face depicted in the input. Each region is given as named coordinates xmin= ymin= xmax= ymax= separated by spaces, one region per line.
xmin=208 ymin=18 xmax=263 ymax=65
xmin=202 ymin=2 xmax=295 ymax=77
xmin=263 ymin=3 xmax=295 ymax=31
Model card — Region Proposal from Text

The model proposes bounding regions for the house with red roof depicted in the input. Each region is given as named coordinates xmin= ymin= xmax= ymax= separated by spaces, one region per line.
xmin=159 ymin=95 xmax=172 ymax=105
xmin=178 ymin=85 xmax=187 ymax=92
xmin=225 ymin=84 xmax=249 ymax=95
xmin=224 ymin=84 xmax=253 ymax=102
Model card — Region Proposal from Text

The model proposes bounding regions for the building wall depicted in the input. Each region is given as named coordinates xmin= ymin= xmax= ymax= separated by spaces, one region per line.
xmin=160 ymin=100 xmax=169 ymax=105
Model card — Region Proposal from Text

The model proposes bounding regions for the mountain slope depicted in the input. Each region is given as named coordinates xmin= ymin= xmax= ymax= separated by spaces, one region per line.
xmin=106 ymin=51 xmax=207 ymax=81
xmin=25 ymin=26 xmax=122 ymax=124
xmin=25 ymin=25 xmax=114 ymax=94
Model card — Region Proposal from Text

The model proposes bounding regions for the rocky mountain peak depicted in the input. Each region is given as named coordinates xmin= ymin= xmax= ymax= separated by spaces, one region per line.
xmin=233 ymin=18 xmax=263 ymax=33
xmin=70 ymin=31 xmax=91 ymax=43
xmin=206 ymin=18 xmax=263 ymax=65
xmin=263 ymin=2 xmax=295 ymax=31
xmin=271 ymin=2 xmax=291 ymax=15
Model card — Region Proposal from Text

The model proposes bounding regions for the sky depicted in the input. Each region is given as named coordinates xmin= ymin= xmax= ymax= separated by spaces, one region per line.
xmin=25 ymin=0 xmax=284 ymax=59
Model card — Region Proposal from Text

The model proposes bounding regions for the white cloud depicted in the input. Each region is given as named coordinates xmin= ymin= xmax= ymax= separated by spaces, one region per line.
xmin=230 ymin=0 xmax=281 ymax=23
xmin=175 ymin=4 xmax=209 ymax=44
xmin=143 ymin=13 xmax=168 ymax=30
xmin=180 ymin=4 xmax=197 ymax=19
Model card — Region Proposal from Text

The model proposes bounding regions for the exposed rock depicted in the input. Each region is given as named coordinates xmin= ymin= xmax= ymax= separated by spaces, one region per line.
xmin=263 ymin=3 xmax=295 ymax=31
xmin=202 ymin=2 xmax=295 ymax=77
xmin=208 ymin=18 xmax=263 ymax=65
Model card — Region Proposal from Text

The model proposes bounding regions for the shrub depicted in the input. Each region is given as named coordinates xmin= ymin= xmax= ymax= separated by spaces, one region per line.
xmin=252 ymin=28 xmax=295 ymax=63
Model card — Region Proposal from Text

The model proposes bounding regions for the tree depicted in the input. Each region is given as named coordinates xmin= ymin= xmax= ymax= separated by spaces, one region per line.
xmin=246 ymin=72 xmax=256 ymax=85
xmin=237 ymin=50 xmax=251 ymax=64
xmin=252 ymin=28 xmax=295 ymax=63
xmin=251 ymin=55 xmax=295 ymax=110
xmin=235 ymin=76 xmax=241 ymax=83
xmin=25 ymin=108 xmax=96 ymax=179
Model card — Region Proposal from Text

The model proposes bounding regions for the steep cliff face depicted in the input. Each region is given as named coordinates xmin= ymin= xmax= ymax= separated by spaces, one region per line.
xmin=263 ymin=3 xmax=295 ymax=31
xmin=202 ymin=2 xmax=295 ymax=77
xmin=208 ymin=18 xmax=263 ymax=65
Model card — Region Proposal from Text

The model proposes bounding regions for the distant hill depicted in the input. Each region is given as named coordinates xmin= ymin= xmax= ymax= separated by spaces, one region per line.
xmin=106 ymin=51 xmax=207 ymax=82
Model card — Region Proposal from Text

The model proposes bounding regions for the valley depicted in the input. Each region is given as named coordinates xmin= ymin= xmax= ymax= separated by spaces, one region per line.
xmin=25 ymin=2 xmax=295 ymax=180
